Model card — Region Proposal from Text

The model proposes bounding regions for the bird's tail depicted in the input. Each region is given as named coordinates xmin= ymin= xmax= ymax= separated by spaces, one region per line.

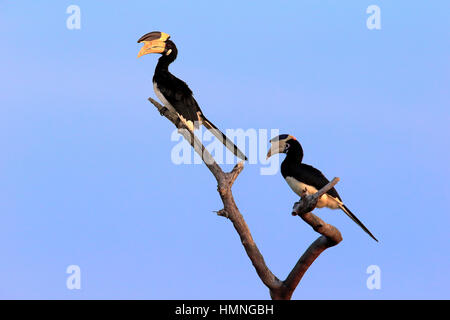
xmin=339 ymin=204 xmax=378 ymax=242
xmin=202 ymin=117 xmax=248 ymax=161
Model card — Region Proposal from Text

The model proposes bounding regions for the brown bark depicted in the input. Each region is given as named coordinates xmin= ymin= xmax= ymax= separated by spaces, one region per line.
xmin=148 ymin=97 xmax=343 ymax=299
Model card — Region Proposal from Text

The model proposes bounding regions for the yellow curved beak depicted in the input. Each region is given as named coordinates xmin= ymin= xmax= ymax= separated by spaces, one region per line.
xmin=137 ymin=40 xmax=166 ymax=58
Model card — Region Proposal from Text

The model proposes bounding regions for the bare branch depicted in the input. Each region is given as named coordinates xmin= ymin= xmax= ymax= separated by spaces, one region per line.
xmin=291 ymin=177 xmax=340 ymax=216
xmin=147 ymin=97 xmax=343 ymax=300
xmin=227 ymin=162 xmax=244 ymax=186
xmin=270 ymin=178 xmax=343 ymax=300
xmin=148 ymin=97 xmax=223 ymax=181
xmin=272 ymin=211 xmax=342 ymax=299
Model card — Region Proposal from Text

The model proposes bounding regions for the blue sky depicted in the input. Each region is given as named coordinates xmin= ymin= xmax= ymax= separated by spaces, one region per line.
xmin=0 ymin=1 xmax=449 ymax=299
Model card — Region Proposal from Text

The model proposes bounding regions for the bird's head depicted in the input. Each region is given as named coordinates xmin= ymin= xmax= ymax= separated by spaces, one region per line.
xmin=266 ymin=134 xmax=301 ymax=159
xmin=137 ymin=31 xmax=176 ymax=58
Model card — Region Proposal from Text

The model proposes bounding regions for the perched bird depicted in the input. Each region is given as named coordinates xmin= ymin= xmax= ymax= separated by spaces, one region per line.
xmin=137 ymin=31 xmax=247 ymax=161
xmin=267 ymin=134 xmax=378 ymax=242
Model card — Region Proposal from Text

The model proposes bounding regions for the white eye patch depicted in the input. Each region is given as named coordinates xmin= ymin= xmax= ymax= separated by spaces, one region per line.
xmin=166 ymin=49 xmax=172 ymax=55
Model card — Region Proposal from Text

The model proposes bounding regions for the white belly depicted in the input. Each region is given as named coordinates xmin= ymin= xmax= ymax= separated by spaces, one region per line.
xmin=285 ymin=176 xmax=341 ymax=209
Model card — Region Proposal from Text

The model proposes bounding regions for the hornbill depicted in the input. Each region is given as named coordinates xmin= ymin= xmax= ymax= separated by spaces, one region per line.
xmin=137 ymin=31 xmax=247 ymax=161
xmin=267 ymin=134 xmax=378 ymax=242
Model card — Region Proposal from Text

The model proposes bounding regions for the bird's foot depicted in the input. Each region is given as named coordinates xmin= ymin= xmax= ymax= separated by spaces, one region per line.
xmin=159 ymin=107 xmax=168 ymax=116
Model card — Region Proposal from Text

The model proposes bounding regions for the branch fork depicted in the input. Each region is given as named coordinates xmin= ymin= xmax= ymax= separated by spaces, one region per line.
xmin=148 ymin=97 xmax=343 ymax=300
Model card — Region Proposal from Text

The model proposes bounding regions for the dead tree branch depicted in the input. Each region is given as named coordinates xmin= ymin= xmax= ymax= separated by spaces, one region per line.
xmin=148 ymin=97 xmax=343 ymax=300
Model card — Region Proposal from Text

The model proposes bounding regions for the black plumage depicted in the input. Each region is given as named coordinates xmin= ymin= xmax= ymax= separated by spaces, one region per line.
xmin=152 ymin=41 xmax=201 ymax=126
xmin=280 ymin=141 xmax=342 ymax=200
xmin=138 ymin=32 xmax=247 ymax=160
xmin=269 ymin=135 xmax=378 ymax=242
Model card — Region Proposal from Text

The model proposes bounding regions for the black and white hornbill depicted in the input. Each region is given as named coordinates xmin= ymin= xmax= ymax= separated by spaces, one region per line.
xmin=267 ymin=134 xmax=378 ymax=242
xmin=137 ymin=31 xmax=247 ymax=161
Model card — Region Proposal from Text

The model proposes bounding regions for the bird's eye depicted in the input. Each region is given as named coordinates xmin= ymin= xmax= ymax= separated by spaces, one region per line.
xmin=166 ymin=49 xmax=172 ymax=56
xmin=285 ymin=143 xmax=290 ymax=151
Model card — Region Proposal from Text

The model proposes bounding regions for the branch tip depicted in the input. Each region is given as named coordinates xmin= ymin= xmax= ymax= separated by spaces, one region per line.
xmin=215 ymin=209 xmax=229 ymax=219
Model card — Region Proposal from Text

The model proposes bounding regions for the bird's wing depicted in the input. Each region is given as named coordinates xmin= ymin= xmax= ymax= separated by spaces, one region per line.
xmin=294 ymin=163 xmax=342 ymax=200
xmin=155 ymin=74 xmax=247 ymax=160
xmin=155 ymin=75 xmax=202 ymax=124
xmin=293 ymin=164 xmax=378 ymax=242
